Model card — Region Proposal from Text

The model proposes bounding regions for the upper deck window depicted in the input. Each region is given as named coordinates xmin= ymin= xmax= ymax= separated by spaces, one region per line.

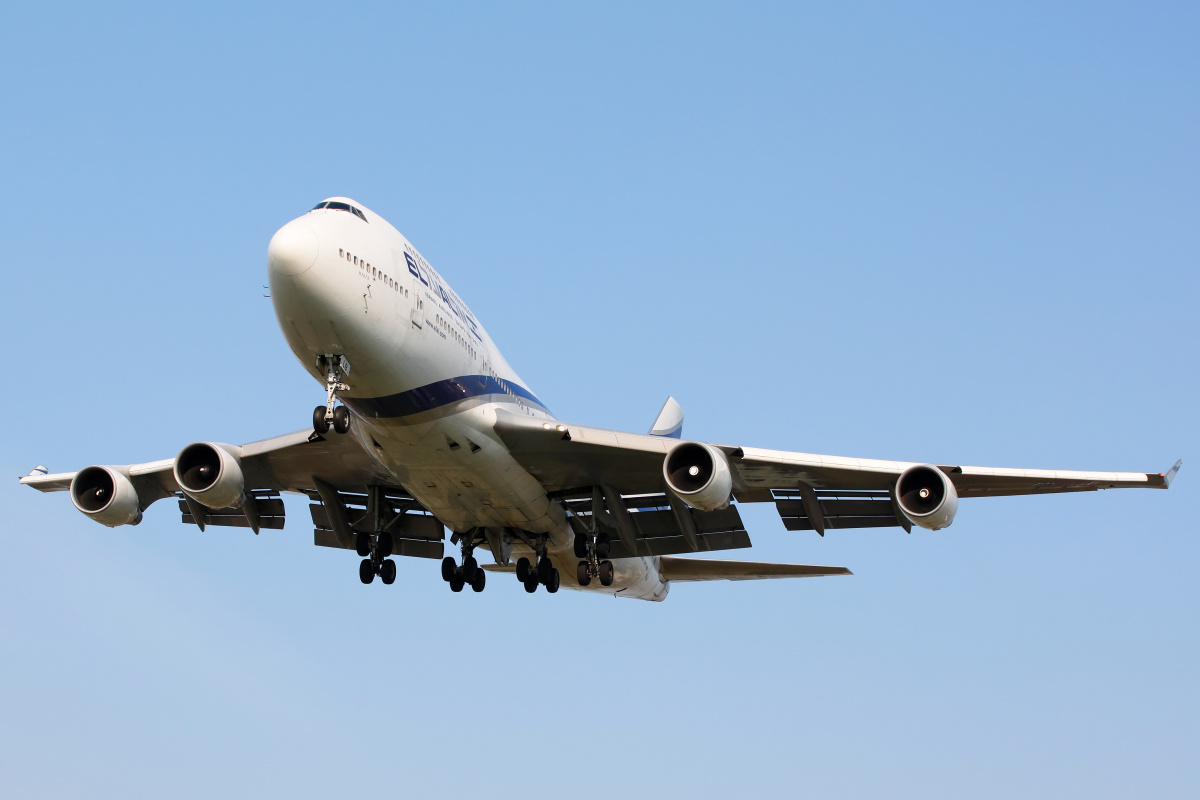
xmin=310 ymin=201 xmax=368 ymax=223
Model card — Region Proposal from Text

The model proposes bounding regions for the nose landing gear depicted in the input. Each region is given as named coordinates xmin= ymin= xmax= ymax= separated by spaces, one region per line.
xmin=313 ymin=354 xmax=352 ymax=435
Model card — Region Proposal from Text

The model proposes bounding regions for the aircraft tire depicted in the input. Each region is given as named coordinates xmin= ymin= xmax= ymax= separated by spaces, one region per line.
xmin=355 ymin=532 xmax=371 ymax=557
xmin=332 ymin=406 xmax=351 ymax=434
xmin=380 ymin=559 xmax=397 ymax=585
xmin=577 ymin=561 xmax=591 ymax=586
xmin=546 ymin=568 xmax=560 ymax=594
xmin=523 ymin=576 xmax=538 ymax=594
xmin=313 ymin=406 xmax=330 ymax=434
xmin=377 ymin=531 xmax=393 ymax=558
xmin=599 ymin=560 xmax=614 ymax=587
xmin=462 ymin=556 xmax=478 ymax=582
xmin=471 ymin=568 xmax=486 ymax=593
xmin=441 ymin=556 xmax=457 ymax=582
xmin=536 ymin=556 xmax=553 ymax=585
xmin=573 ymin=536 xmax=587 ymax=559
xmin=449 ymin=574 xmax=465 ymax=592
xmin=359 ymin=559 xmax=375 ymax=584
xmin=515 ymin=557 xmax=531 ymax=583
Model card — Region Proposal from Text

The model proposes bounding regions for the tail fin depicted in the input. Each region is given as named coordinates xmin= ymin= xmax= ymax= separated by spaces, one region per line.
xmin=649 ymin=396 xmax=684 ymax=438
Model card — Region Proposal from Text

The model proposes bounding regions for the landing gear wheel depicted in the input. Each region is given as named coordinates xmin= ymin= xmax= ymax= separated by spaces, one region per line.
xmin=376 ymin=531 xmax=393 ymax=558
xmin=599 ymin=560 xmax=614 ymax=587
xmin=546 ymin=568 xmax=560 ymax=593
xmin=441 ymin=556 xmax=457 ymax=582
xmin=523 ymin=576 xmax=539 ymax=593
xmin=359 ymin=559 xmax=375 ymax=584
xmin=537 ymin=556 xmax=554 ymax=585
xmin=515 ymin=557 xmax=532 ymax=584
xmin=380 ymin=559 xmax=397 ymax=585
xmin=462 ymin=556 xmax=478 ymax=582
xmin=355 ymin=532 xmax=371 ymax=557
xmin=596 ymin=534 xmax=611 ymax=560
xmin=450 ymin=573 xmax=465 ymax=592
xmin=577 ymin=560 xmax=591 ymax=586
xmin=573 ymin=535 xmax=587 ymax=559
xmin=470 ymin=568 xmax=486 ymax=592
xmin=332 ymin=405 xmax=351 ymax=434
xmin=313 ymin=406 xmax=330 ymax=434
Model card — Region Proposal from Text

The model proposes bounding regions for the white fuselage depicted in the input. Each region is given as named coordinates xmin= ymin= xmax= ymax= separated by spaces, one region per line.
xmin=266 ymin=197 xmax=668 ymax=600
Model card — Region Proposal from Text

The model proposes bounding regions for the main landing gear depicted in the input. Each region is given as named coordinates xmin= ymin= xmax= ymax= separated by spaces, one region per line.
xmin=574 ymin=530 xmax=615 ymax=587
xmin=313 ymin=354 xmax=352 ymax=435
xmin=441 ymin=534 xmax=486 ymax=593
xmin=358 ymin=529 xmax=397 ymax=585
xmin=515 ymin=550 xmax=560 ymax=594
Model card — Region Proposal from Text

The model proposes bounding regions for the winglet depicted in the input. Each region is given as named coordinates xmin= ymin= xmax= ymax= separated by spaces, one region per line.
xmin=649 ymin=396 xmax=684 ymax=438
xmin=1163 ymin=459 xmax=1182 ymax=489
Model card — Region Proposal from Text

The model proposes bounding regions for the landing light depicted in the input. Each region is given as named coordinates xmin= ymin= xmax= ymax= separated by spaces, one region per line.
xmin=556 ymin=425 xmax=567 ymax=433
xmin=543 ymin=423 xmax=553 ymax=430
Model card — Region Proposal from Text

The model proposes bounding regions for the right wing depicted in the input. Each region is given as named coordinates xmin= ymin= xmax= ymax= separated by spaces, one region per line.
xmin=20 ymin=429 xmax=394 ymax=501
xmin=19 ymin=429 xmax=446 ymax=557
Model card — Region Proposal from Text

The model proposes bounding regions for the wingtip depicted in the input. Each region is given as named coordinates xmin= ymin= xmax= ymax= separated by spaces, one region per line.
xmin=1164 ymin=459 xmax=1182 ymax=489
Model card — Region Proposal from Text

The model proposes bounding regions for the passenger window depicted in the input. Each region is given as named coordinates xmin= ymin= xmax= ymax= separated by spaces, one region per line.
xmin=353 ymin=256 xmax=358 ymax=265
xmin=339 ymin=249 xmax=344 ymax=257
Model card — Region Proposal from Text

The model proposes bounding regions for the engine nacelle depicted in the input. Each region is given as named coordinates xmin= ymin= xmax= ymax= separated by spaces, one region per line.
xmin=173 ymin=442 xmax=245 ymax=509
xmin=70 ymin=466 xmax=143 ymax=527
xmin=895 ymin=464 xmax=959 ymax=530
xmin=663 ymin=442 xmax=734 ymax=512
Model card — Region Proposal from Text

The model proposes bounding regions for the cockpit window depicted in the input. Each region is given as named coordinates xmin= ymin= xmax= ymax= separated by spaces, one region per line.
xmin=309 ymin=201 xmax=368 ymax=222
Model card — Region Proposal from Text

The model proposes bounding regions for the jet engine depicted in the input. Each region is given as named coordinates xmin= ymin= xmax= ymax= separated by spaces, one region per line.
xmin=895 ymin=464 xmax=959 ymax=530
xmin=173 ymin=442 xmax=245 ymax=509
xmin=663 ymin=442 xmax=733 ymax=511
xmin=70 ymin=466 xmax=143 ymax=527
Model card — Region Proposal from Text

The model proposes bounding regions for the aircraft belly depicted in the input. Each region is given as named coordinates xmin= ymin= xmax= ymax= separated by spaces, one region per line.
xmin=357 ymin=404 xmax=565 ymax=535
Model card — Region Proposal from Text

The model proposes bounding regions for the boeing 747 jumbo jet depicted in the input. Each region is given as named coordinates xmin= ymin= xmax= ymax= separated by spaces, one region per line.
xmin=21 ymin=198 xmax=1182 ymax=600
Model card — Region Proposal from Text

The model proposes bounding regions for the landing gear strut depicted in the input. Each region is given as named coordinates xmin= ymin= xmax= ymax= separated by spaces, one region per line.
xmin=313 ymin=354 xmax=352 ymax=435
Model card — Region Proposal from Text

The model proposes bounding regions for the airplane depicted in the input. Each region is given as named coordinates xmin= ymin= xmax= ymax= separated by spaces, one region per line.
xmin=20 ymin=197 xmax=1182 ymax=601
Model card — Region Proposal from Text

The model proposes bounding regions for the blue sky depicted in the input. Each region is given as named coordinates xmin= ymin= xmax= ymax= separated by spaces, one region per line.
xmin=1 ymin=2 xmax=1196 ymax=797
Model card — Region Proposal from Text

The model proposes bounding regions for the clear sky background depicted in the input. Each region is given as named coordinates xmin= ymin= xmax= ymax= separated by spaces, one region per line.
xmin=1 ymin=2 xmax=1196 ymax=797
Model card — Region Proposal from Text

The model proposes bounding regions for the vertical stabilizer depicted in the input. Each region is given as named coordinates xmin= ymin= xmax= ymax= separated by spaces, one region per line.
xmin=649 ymin=396 xmax=684 ymax=439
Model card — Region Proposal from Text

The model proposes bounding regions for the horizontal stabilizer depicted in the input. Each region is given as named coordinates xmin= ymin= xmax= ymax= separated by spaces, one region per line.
xmin=659 ymin=556 xmax=851 ymax=582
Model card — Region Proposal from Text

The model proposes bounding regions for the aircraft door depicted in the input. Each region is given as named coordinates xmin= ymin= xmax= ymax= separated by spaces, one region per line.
xmin=410 ymin=278 xmax=424 ymax=331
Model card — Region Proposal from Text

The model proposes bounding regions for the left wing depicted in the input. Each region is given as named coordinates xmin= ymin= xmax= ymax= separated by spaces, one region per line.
xmin=492 ymin=410 xmax=1178 ymax=541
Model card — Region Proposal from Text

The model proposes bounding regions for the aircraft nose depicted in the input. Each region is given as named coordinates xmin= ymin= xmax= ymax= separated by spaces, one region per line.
xmin=267 ymin=220 xmax=320 ymax=276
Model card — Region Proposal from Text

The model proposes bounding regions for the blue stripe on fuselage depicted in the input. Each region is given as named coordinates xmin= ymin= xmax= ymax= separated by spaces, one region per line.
xmin=341 ymin=375 xmax=550 ymax=419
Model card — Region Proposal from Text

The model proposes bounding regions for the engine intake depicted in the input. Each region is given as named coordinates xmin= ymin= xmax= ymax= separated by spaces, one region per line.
xmin=70 ymin=466 xmax=143 ymax=527
xmin=895 ymin=464 xmax=959 ymax=530
xmin=663 ymin=442 xmax=733 ymax=512
xmin=174 ymin=442 xmax=245 ymax=509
